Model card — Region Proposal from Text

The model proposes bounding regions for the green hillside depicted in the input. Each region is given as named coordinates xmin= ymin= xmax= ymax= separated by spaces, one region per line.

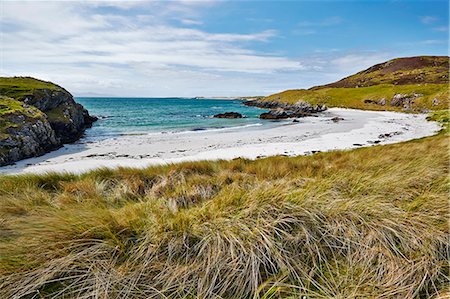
xmin=0 ymin=77 xmax=63 ymax=100
xmin=262 ymin=56 xmax=449 ymax=112
xmin=265 ymin=83 xmax=449 ymax=111
xmin=316 ymin=56 xmax=448 ymax=89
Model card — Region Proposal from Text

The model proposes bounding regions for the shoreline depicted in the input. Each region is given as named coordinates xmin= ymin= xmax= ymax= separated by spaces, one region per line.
xmin=0 ymin=108 xmax=439 ymax=175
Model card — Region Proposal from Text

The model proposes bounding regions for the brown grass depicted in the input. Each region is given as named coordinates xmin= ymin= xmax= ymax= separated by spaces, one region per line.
xmin=0 ymin=132 xmax=448 ymax=298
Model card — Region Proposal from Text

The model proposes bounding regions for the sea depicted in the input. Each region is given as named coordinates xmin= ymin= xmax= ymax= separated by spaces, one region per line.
xmin=75 ymin=97 xmax=268 ymax=138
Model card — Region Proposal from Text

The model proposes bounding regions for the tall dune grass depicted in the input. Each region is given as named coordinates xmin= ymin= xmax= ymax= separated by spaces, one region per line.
xmin=0 ymin=133 xmax=448 ymax=298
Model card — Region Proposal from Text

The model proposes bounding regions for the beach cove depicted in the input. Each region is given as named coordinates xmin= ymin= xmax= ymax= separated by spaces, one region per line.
xmin=1 ymin=107 xmax=439 ymax=174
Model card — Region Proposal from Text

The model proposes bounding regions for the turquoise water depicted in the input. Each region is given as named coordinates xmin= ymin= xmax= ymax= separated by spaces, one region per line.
xmin=75 ymin=97 xmax=267 ymax=137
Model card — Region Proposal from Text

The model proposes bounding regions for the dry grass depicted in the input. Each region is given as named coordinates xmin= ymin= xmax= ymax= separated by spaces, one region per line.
xmin=0 ymin=131 xmax=448 ymax=298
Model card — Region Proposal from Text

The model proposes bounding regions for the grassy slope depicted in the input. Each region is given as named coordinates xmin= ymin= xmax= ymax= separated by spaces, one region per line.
xmin=264 ymin=83 xmax=449 ymax=111
xmin=0 ymin=77 xmax=61 ymax=100
xmin=263 ymin=56 xmax=449 ymax=112
xmin=0 ymin=126 xmax=448 ymax=298
xmin=316 ymin=56 xmax=449 ymax=88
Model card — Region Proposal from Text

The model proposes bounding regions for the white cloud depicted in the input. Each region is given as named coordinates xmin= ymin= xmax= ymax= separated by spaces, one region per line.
xmin=297 ymin=16 xmax=343 ymax=28
xmin=1 ymin=1 xmax=307 ymax=96
xmin=0 ymin=2 xmax=402 ymax=97
xmin=420 ymin=16 xmax=438 ymax=24
xmin=180 ymin=18 xmax=203 ymax=26
xmin=433 ymin=26 xmax=448 ymax=32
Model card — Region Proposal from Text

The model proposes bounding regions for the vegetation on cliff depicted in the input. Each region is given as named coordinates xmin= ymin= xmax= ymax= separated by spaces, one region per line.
xmin=0 ymin=116 xmax=448 ymax=298
xmin=0 ymin=77 xmax=96 ymax=165
xmin=260 ymin=56 xmax=449 ymax=112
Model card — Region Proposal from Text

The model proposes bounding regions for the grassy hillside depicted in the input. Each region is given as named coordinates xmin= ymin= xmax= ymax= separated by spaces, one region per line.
xmin=0 ymin=121 xmax=448 ymax=298
xmin=265 ymin=83 xmax=449 ymax=111
xmin=316 ymin=56 xmax=448 ymax=89
xmin=0 ymin=77 xmax=62 ymax=100
xmin=262 ymin=56 xmax=449 ymax=112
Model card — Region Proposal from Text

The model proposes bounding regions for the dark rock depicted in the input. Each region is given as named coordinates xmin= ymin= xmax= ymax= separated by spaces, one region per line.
xmin=245 ymin=99 xmax=327 ymax=115
xmin=0 ymin=78 xmax=97 ymax=166
xmin=378 ymin=131 xmax=402 ymax=139
xmin=292 ymin=119 xmax=300 ymax=123
xmin=364 ymin=98 xmax=386 ymax=106
xmin=213 ymin=112 xmax=243 ymax=119
xmin=246 ymin=99 xmax=326 ymax=120
xmin=23 ymin=88 xmax=97 ymax=143
xmin=260 ymin=109 xmax=290 ymax=119
xmin=330 ymin=117 xmax=344 ymax=123
xmin=0 ymin=104 xmax=60 ymax=166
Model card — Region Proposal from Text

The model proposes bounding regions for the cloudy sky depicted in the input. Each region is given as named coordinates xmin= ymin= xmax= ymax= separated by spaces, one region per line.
xmin=0 ymin=0 xmax=448 ymax=97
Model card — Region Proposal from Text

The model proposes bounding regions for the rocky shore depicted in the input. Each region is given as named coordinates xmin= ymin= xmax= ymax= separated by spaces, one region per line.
xmin=244 ymin=99 xmax=327 ymax=119
xmin=0 ymin=77 xmax=97 ymax=166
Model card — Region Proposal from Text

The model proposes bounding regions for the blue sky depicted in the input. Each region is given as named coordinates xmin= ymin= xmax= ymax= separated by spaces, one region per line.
xmin=1 ymin=0 xmax=448 ymax=97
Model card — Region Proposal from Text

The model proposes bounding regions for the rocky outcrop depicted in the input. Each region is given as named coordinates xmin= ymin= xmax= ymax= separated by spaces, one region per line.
xmin=259 ymin=109 xmax=290 ymax=119
xmin=0 ymin=77 xmax=97 ymax=166
xmin=364 ymin=93 xmax=423 ymax=110
xmin=21 ymin=87 xmax=97 ymax=143
xmin=244 ymin=99 xmax=327 ymax=119
xmin=390 ymin=93 xmax=422 ymax=108
xmin=213 ymin=112 xmax=243 ymax=119
xmin=0 ymin=98 xmax=60 ymax=165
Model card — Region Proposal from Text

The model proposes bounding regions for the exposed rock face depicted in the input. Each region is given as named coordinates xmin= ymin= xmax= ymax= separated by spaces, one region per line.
xmin=364 ymin=93 xmax=423 ymax=110
xmin=22 ymin=88 xmax=97 ymax=143
xmin=390 ymin=93 xmax=422 ymax=108
xmin=213 ymin=112 xmax=243 ymax=119
xmin=260 ymin=109 xmax=290 ymax=119
xmin=244 ymin=99 xmax=326 ymax=119
xmin=0 ymin=77 xmax=97 ymax=166
xmin=0 ymin=100 xmax=60 ymax=165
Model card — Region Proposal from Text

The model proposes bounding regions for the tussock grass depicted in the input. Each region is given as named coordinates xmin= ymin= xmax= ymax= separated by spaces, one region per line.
xmin=0 ymin=132 xmax=449 ymax=297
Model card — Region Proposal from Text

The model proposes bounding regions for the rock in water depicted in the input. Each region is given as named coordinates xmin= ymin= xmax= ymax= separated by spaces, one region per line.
xmin=213 ymin=112 xmax=243 ymax=118
xmin=0 ymin=77 xmax=97 ymax=166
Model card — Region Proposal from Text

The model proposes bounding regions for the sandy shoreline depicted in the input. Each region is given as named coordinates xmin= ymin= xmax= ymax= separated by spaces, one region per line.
xmin=0 ymin=108 xmax=439 ymax=174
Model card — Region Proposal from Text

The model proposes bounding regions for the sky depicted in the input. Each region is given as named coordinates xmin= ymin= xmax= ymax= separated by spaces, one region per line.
xmin=0 ymin=0 xmax=448 ymax=97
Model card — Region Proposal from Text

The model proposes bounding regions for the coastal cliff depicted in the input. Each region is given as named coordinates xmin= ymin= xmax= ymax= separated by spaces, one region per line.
xmin=0 ymin=77 xmax=96 ymax=165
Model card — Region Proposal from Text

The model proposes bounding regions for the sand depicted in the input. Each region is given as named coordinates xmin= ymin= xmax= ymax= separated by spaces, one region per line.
xmin=0 ymin=108 xmax=439 ymax=174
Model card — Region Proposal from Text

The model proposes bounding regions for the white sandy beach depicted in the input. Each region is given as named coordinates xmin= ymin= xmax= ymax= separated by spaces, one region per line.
xmin=0 ymin=108 xmax=439 ymax=174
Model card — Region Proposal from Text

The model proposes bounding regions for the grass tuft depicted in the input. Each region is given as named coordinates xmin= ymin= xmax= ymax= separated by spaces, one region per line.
xmin=0 ymin=132 xmax=448 ymax=298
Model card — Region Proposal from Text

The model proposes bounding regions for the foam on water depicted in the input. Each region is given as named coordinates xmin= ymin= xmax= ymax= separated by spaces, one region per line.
xmin=75 ymin=97 xmax=267 ymax=137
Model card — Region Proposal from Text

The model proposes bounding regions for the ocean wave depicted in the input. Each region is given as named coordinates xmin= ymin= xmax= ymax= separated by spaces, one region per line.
xmin=176 ymin=123 xmax=264 ymax=135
